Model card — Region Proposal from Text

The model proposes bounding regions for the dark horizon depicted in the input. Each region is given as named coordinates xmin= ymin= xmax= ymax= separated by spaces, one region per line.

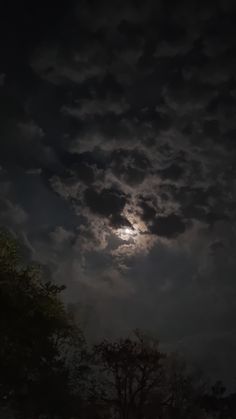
xmin=1 ymin=0 xmax=236 ymax=394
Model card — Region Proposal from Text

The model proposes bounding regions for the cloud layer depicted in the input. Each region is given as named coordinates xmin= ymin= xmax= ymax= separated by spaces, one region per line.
xmin=1 ymin=0 xmax=236 ymax=388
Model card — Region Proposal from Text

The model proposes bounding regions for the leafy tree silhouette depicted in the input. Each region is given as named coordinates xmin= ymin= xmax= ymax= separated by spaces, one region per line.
xmin=0 ymin=230 xmax=85 ymax=418
xmin=92 ymin=330 xmax=165 ymax=419
xmin=1 ymin=230 xmax=236 ymax=419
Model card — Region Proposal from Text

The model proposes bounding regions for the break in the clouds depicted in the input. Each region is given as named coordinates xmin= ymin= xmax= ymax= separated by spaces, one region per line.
xmin=1 ymin=0 xmax=236 ymax=388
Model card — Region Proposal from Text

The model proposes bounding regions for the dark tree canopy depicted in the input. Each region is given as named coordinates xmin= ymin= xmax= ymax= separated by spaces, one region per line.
xmin=1 ymin=231 xmax=236 ymax=419
xmin=93 ymin=331 xmax=166 ymax=419
xmin=0 ymin=231 xmax=84 ymax=418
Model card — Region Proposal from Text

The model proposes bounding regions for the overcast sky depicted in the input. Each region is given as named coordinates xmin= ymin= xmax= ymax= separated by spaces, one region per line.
xmin=1 ymin=0 xmax=236 ymax=388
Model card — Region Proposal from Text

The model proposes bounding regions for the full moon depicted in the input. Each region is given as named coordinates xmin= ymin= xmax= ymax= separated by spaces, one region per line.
xmin=124 ymin=227 xmax=132 ymax=235
xmin=116 ymin=225 xmax=139 ymax=241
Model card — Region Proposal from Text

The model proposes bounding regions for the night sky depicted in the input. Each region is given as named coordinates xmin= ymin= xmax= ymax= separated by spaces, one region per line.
xmin=1 ymin=0 xmax=236 ymax=387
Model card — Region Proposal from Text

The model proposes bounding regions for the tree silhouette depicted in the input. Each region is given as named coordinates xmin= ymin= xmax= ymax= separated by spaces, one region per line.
xmin=1 ymin=230 xmax=236 ymax=419
xmin=0 ymin=230 xmax=84 ymax=418
xmin=93 ymin=330 xmax=165 ymax=419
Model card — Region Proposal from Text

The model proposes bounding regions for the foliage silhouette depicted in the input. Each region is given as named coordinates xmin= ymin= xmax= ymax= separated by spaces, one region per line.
xmin=0 ymin=231 xmax=236 ymax=419
xmin=0 ymin=231 xmax=86 ymax=418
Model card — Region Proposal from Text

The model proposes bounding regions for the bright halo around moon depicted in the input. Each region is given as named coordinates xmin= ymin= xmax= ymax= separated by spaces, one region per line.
xmin=112 ymin=213 xmax=155 ymax=258
xmin=124 ymin=227 xmax=133 ymax=235
xmin=114 ymin=212 xmax=147 ymax=242
xmin=118 ymin=225 xmax=137 ymax=241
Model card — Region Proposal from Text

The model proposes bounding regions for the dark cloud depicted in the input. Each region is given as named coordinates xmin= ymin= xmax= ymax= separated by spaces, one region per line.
xmin=139 ymin=198 xmax=157 ymax=222
xmin=1 ymin=0 xmax=236 ymax=388
xmin=109 ymin=214 xmax=133 ymax=229
xmin=150 ymin=214 xmax=187 ymax=238
xmin=84 ymin=187 xmax=127 ymax=218
xmin=159 ymin=163 xmax=185 ymax=180
xmin=110 ymin=148 xmax=150 ymax=186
